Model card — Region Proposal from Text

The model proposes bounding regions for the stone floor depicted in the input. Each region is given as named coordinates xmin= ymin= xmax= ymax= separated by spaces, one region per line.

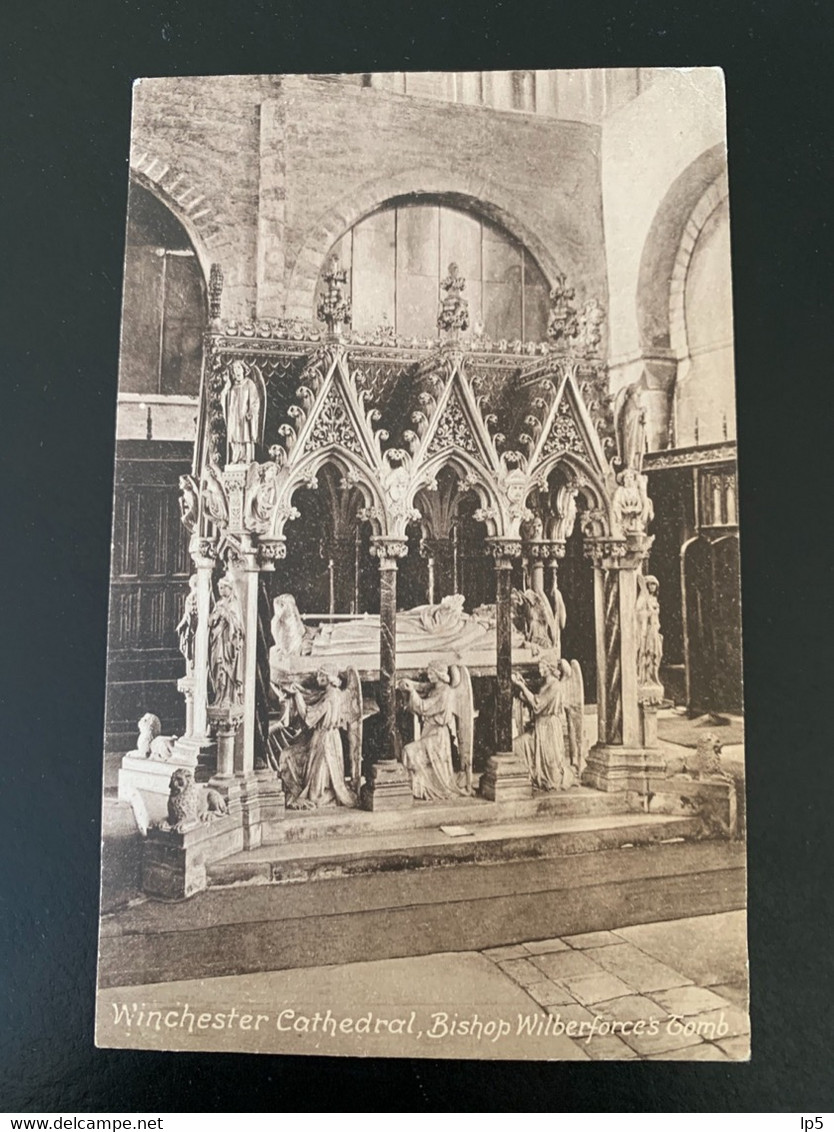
xmin=96 ymin=910 xmax=749 ymax=1061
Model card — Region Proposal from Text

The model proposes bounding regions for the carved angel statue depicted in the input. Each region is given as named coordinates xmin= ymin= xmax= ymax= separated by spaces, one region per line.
xmin=519 ymin=588 xmax=559 ymax=652
xmin=276 ymin=666 xmax=362 ymax=809
xmin=613 ymin=379 xmax=649 ymax=471
xmin=175 ymin=574 xmax=199 ymax=670
xmin=511 ymin=652 xmax=584 ymax=790
xmin=178 ymin=474 xmax=199 ymax=532
xmin=398 ymin=661 xmax=474 ymax=799
xmin=636 ymin=574 xmax=664 ymax=689
xmin=207 ymin=574 xmax=245 ymax=707
xmin=223 ymin=359 xmax=265 ymax=464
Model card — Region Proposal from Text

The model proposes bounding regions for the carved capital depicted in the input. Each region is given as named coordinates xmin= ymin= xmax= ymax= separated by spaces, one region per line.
xmin=371 ymin=537 xmax=409 ymax=567
xmin=189 ymin=535 xmax=218 ymax=569
xmin=584 ymin=538 xmax=629 ymax=567
xmin=207 ymin=703 xmax=244 ymax=735
xmin=526 ymin=539 xmax=566 ymax=561
xmin=486 ymin=538 xmax=523 ymax=562
xmin=257 ymin=538 xmax=287 ymax=569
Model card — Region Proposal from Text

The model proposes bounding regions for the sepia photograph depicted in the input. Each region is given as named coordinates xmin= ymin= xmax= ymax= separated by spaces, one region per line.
xmin=94 ymin=67 xmax=748 ymax=1062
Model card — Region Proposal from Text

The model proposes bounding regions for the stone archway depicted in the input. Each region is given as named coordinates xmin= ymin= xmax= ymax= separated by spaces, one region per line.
xmin=284 ymin=167 xmax=584 ymax=321
xmin=129 ymin=156 xmax=233 ymax=287
xmin=632 ymin=143 xmax=729 ymax=449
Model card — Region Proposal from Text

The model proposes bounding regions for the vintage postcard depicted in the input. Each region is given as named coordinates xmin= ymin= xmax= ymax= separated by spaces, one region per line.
xmin=96 ymin=68 xmax=748 ymax=1061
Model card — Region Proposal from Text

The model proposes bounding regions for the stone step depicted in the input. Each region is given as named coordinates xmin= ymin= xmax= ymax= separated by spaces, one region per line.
xmin=259 ymin=786 xmax=633 ymax=847
xmin=98 ymin=840 xmax=745 ymax=989
xmin=208 ymin=812 xmax=700 ymax=887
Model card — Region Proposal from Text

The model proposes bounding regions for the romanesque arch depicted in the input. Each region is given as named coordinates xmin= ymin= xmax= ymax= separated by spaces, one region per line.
xmin=285 ymin=167 xmax=583 ymax=321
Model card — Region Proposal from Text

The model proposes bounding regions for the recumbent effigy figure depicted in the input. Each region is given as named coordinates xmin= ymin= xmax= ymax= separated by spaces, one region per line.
xmin=268 ymin=591 xmax=530 ymax=679
xmin=398 ymin=661 xmax=475 ymax=801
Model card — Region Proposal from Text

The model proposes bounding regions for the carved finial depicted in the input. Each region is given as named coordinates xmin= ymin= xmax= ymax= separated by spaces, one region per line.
xmin=317 ymin=255 xmax=352 ymax=338
xmin=209 ymin=263 xmax=224 ymax=327
xmin=546 ymin=272 xmax=578 ymax=346
xmin=437 ymin=262 xmax=469 ymax=338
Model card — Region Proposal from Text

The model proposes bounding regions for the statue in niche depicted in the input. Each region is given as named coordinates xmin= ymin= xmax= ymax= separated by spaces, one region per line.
xmin=613 ymin=379 xmax=649 ymax=472
xmin=553 ymin=485 xmax=579 ymax=541
xmin=175 ymin=575 xmax=199 ymax=672
xmin=245 ymin=458 xmax=282 ymax=533
xmin=636 ymin=574 xmax=664 ymax=689
xmin=277 ymin=666 xmax=362 ymax=810
xmin=207 ymin=574 xmax=245 ymax=708
xmin=398 ymin=661 xmax=474 ymax=800
xmin=223 ymin=359 xmax=263 ymax=464
xmin=612 ymin=468 xmax=653 ymax=535
xmin=511 ymin=653 xmax=584 ymax=790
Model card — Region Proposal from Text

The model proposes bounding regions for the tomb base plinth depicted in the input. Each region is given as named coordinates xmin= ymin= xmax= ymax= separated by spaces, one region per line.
xmin=649 ymin=774 xmax=738 ymax=837
xmin=479 ymin=753 xmax=533 ymax=802
xmin=142 ymin=812 xmax=244 ymax=901
xmin=360 ymin=759 xmax=414 ymax=811
xmin=582 ymin=744 xmax=668 ymax=793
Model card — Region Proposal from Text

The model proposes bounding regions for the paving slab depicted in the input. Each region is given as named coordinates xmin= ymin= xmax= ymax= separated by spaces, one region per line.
xmin=559 ymin=971 xmax=634 ymax=1006
xmin=592 ymin=994 xmax=704 ymax=1057
xmin=529 ymin=949 xmax=601 ymax=982
xmin=563 ymin=930 xmax=622 ymax=948
xmin=648 ymin=984 xmax=735 ymax=1017
xmin=650 ymin=1043 xmax=730 ymax=1061
xmin=522 ymin=937 xmax=572 ymax=955
xmin=525 ymin=981 xmax=577 ymax=1007
xmin=584 ymin=942 xmax=693 ymax=993
xmin=497 ymin=958 xmax=546 ymax=986
xmin=717 ymin=1034 xmax=751 ymax=1060
xmin=574 ymin=1032 xmax=640 ymax=1060
xmin=615 ymin=911 xmax=748 ymax=988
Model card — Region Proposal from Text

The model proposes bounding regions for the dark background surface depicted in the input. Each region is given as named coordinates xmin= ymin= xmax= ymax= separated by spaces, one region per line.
xmin=1 ymin=0 xmax=832 ymax=1112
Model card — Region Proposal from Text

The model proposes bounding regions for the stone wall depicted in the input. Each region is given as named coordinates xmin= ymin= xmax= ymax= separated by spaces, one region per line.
xmin=600 ymin=68 xmax=731 ymax=449
xmin=129 ymin=74 xmax=608 ymax=329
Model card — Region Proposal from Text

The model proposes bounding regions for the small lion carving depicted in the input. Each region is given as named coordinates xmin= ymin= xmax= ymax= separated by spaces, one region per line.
xmin=690 ymin=732 xmax=729 ymax=780
xmin=135 ymin=712 xmax=178 ymax=761
xmin=164 ymin=767 xmax=228 ymax=833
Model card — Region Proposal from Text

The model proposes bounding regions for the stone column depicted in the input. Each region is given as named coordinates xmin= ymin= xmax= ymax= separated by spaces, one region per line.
xmin=480 ymin=540 xmax=532 ymax=801
xmin=190 ymin=537 xmax=217 ymax=741
xmin=582 ymin=538 xmax=667 ymax=792
xmin=362 ymin=537 xmax=412 ymax=810
xmin=232 ymin=540 xmax=262 ymax=778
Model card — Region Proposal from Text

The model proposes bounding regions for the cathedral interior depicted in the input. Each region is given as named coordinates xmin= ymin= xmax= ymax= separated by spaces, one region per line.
xmin=99 ymin=70 xmax=744 ymax=990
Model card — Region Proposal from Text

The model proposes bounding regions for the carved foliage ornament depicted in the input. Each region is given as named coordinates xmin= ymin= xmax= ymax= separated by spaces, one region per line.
xmin=426 ymin=390 xmax=480 ymax=459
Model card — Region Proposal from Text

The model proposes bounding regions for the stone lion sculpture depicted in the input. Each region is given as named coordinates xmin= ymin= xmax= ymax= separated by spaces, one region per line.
xmin=691 ymin=732 xmax=729 ymax=780
xmin=134 ymin=712 xmax=178 ymax=761
xmin=164 ymin=767 xmax=228 ymax=833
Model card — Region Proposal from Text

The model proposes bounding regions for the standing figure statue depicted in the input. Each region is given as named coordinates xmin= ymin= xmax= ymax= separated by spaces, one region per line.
xmin=636 ymin=574 xmax=664 ymax=689
xmin=207 ymin=574 xmax=245 ymax=707
xmin=512 ymin=654 xmax=577 ymax=791
xmin=175 ymin=574 xmax=199 ymax=671
xmin=398 ymin=661 xmax=472 ymax=800
xmin=223 ymin=359 xmax=263 ymax=464
xmin=279 ymin=667 xmax=359 ymax=810
xmin=613 ymin=379 xmax=649 ymax=472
